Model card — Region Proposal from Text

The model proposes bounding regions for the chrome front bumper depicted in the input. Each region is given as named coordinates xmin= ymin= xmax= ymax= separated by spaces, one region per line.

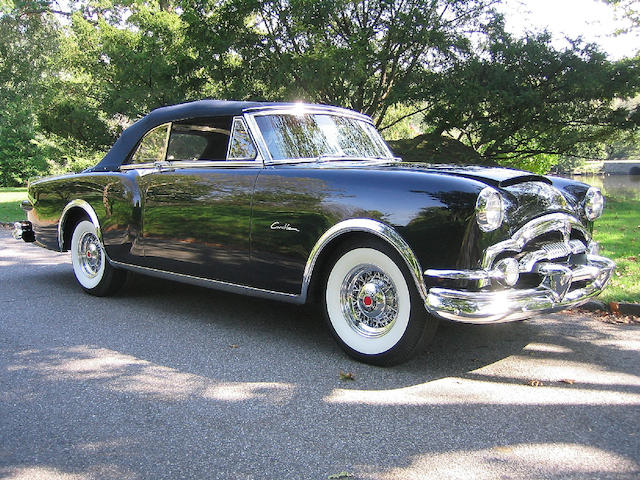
xmin=425 ymin=254 xmax=615 ymax=323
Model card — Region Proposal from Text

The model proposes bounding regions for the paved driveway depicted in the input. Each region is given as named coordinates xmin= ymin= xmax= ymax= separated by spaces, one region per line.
xmin=1 ymin=229 xmax=639 ymax=479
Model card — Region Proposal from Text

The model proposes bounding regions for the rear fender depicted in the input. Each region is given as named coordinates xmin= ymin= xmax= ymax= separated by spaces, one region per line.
xmin=58 ymin=200 xmax=102 ymax=252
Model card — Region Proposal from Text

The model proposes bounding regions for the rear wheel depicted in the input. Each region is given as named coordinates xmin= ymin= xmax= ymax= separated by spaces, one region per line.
xmin=70 ymin=220 xmax=126 ymax=296
xmin=323 ymin=239 xmax=438 ymax=366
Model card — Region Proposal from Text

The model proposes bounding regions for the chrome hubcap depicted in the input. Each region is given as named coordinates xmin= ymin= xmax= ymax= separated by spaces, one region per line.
xmin=78 ymin=232 xmax=102 ymax=278
xmin=341 ymin=265 xmax=398 ymax=337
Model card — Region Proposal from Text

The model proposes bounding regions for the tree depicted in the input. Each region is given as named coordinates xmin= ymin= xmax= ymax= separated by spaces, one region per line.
xmin=59 ymin=1 xmax=208 ymax=124
xmin=2 ymin=0 xmax=639 ymax=182
xmin=182 ymin=0 xmax=500 ymax=125
xmin=415 ymin=24 xmax=640 ymax=172
xmin=601 ymin=0 xmax=640 ymax=33
xmin=0 ymin=0 xmax=59 ymax=185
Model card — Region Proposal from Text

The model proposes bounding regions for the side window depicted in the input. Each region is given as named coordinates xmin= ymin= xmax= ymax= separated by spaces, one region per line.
xmin=166 ymin=122 xmax=232 ymax=161
xmin=129 ymin=124 xmax=170 ymax=165
xmin=227 ymin=118 xmax=257 ymax=160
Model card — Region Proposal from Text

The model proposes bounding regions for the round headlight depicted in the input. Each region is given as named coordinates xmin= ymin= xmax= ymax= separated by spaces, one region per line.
xmin=476 ymin=187 xmax=504 ymax=232
xmin=584 ymin=187 xmax=604 ymax=221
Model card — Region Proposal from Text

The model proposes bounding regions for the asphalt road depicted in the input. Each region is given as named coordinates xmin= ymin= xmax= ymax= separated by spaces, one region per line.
xmin=1 ymin=229 xmax=639 ymax=480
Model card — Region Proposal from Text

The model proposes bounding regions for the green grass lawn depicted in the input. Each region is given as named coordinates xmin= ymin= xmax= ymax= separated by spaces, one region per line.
xmin=0 ymin=187 xmax=27 ymax=223
xmin=593 ymin=189 xmax=640 ymax=304
xmin=1 ymin=184 xmax=636 ymax=303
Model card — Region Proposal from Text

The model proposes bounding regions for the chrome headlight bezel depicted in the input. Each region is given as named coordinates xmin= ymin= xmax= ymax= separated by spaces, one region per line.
xmin=476 ymin=187 xmax=504 ymax=232
xmin=584 ymin=187 xmax=604 ymax=221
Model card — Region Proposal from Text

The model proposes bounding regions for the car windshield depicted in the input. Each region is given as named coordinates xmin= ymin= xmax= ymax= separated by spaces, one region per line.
xmin=254 ymin=113 xmax=393 ymax=161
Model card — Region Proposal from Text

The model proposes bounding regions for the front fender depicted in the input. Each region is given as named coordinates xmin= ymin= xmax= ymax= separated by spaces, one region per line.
xmin=300 ymin=219 xmax=427 ymax=303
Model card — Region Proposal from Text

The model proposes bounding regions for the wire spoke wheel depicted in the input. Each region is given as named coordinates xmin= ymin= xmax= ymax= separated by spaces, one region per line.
xmin=78 ymin=231 xmax=103 ymax=279
xmin=341 ymin=265 xmax=399 ymax=337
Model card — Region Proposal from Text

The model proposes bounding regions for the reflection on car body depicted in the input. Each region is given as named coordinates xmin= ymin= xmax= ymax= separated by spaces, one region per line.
xmin=14 ymin=100 xmax=615 ymax=365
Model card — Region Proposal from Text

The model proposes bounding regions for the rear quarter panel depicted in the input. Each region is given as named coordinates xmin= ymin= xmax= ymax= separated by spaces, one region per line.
xmin=27 ymin=172 xmax=139 ymax=259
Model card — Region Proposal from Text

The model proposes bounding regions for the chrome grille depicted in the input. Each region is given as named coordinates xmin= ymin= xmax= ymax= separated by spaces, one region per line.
xmin=482 ymin=213 xmax=589 ymax=270
xmin=480 ymin=213 xmax=590 ymax=288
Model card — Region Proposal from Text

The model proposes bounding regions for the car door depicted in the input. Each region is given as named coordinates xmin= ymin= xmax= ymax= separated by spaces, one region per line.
xmin=126 ymin=116 xmax=261 ymax=285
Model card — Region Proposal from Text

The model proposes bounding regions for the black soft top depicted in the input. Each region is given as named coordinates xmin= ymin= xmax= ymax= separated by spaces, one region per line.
xmin=89 ymin=100 xmax=275 ymax=172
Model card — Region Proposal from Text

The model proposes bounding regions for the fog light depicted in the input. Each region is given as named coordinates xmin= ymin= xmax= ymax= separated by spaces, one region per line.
xmin=494 ymin=258 xmax=520 ymax=287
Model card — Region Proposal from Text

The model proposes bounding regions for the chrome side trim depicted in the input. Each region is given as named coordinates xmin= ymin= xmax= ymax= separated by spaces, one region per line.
xmin=162 ymin=160 xmax=262 ymax=169
xmin=120 ymin=160 xmax=263 ymax=172
xmin=58 ymin=200 xmax=102 ymax=252
xmin=108 ymin=260 xmax=304 ymax=304
xmin=120 ymin=163 xmax=155 ymax=171
xmin=300 ymin=219 xmax=427 ymax=304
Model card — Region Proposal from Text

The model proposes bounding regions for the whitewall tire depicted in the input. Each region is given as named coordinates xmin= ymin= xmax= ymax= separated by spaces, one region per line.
xmin=323 ymin=239 xmax=437 ymax=365
xmin=70 ymin=220 xmax=126 ymax=296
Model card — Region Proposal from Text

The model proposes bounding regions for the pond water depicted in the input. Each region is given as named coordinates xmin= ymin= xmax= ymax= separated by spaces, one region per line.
xmin=565 ymin=174 xmax=640 ymax=199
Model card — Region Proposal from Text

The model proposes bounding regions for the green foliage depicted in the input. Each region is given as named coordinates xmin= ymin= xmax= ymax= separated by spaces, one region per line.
xmin=0 ymin=187 xmax=27 ymax=222
xmin=35 ymin=133 xmax=107 ymax=175
xmin=593 ymin=183 xmax=640 ymax=303
xmin=0 ymin=1 xmax=60 ymax=185
xmin=0 ymin=105 xmax=49 ymax=186
xmin=63 ymin=2 xmax=208 ymax=120
xmin=379 ymin=103 xmax=427 ymax=141
xmin=388 ymin=133 xmax=486 ymax=164
xmin=38 ymin=88 xmax=114 ymax=149
xmin=184 ymin=0 xmax=498 ymax=123
xmin=419 ymin=23 xmax=640 ymax=171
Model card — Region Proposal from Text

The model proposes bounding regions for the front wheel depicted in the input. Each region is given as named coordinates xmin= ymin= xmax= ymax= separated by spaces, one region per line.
xmin=70 ymin=220 xmax=126 ymax=296
xmin=323 ymin=240 xmax=438 ymax=366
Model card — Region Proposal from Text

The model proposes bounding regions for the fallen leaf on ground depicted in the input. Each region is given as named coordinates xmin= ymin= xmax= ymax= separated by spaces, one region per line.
xmin=526 ymin=379 xmax=544 ymax=387
xmin=597 ymin=314 xmax=640 ymax=325
xmin=339 ymin=371 xmax=355 ymax=381
xmin=559 ymin=379 xmax=576 ymax=385
xmin=228 ymin=344 xmax=239 ymax=349
xmin=328 ymin=472 xmax=355 ymax=479
xmin=609 ymin=301 xmax=621 ymax=315
xmin=493 ymin=446 xmax=514 ymax=454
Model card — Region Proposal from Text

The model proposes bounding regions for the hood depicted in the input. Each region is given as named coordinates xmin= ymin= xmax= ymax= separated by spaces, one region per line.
xmin=402 ymin=164 xmax=552 ymax=187
xmin=310 ymin=161 xmax=551 ymax=188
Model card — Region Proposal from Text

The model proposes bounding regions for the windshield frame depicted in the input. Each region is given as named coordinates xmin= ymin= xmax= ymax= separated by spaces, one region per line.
xmin=243 ymin=105 xmax=397 ymax=165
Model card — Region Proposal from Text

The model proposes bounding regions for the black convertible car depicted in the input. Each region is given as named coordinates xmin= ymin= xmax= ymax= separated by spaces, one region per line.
xmin=14 ymin=100 xmax=615 ymax=365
